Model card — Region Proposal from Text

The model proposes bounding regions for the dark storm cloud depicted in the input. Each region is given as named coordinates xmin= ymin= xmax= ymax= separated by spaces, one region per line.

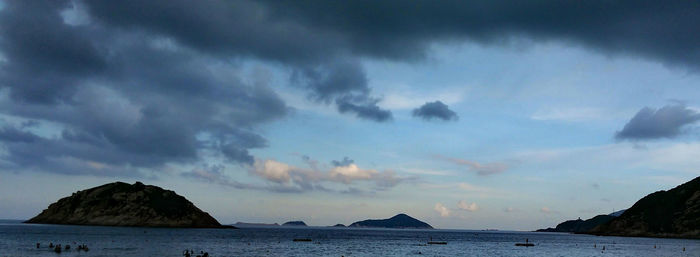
xmin=261 ymin=0 xmax=700 ymax=70
xmin=615 ymin=105 xmax=700 ymax=140
xmin=412 ymin=101 xmax=458 ymax=121
xmin=0 ymin=0 xmax=288 ymax=176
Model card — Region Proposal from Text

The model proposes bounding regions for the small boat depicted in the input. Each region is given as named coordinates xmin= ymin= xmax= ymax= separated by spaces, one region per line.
xmin=427 ymin=241 xmax=447 ymax=245
xmin=293 ymin=238 xmax=312 ymax=242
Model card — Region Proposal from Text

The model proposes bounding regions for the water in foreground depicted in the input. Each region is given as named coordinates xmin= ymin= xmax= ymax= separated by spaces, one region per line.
xmin=0 ymin=220 xmax=696 ymax=257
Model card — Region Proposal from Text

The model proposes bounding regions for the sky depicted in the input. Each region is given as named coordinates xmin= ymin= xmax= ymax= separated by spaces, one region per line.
xmin=1 ymin=0 xmax=700 ymax=230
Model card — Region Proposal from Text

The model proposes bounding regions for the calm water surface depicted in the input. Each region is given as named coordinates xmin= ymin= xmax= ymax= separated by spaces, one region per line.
xmin=0 ymin=220 xmax=697 ymax=257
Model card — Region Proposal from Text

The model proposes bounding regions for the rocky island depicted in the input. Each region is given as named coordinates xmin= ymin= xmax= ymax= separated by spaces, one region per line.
xmin=282 ymin=221 xmax=307 ymax=226
xmin=588 ymin=176 xmax=700 ymax=239
xmin=25 ymin=181 xmax=230 ymax=228
xmin=349 ymin=214 xmax=433 ymax=229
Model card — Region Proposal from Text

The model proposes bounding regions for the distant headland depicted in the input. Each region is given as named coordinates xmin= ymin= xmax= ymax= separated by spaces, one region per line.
xmin=538 ymin=176 xmax=700 ymax=239
xmin=536 ymin=211 xmax=623 ymax=233
xmin=25 ymin=181 xmax=231 ymax=228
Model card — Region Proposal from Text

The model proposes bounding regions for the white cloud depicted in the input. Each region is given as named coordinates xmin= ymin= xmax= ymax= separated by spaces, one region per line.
xmin=329 ymin=164 xmax=377 ymax=183
xmin=540 ymin=207 xmax=554 ymax=214
xmin=439 ymin=156 xmax=509 ymax=176
xmin=457 ymin=200 xmax=479 ymax=212
xmin=252 ymin=159 xmax=292 ymax=184
xmin=248 ymin=158 xmax=413 ymax=192
xmin=434 ymin=202 xmax=451 ymax=217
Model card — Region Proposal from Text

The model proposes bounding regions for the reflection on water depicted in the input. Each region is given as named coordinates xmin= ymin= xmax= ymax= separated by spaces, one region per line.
xmin=0 ymin=220 xmax=697 ymax=257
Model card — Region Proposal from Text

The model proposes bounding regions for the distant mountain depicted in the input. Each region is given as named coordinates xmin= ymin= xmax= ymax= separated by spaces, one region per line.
xmin=349 ymin=214 xmax=433 ymax=229
xmin=331 ymin=224 xmax=346 ymax=227
xmin=282 ymin=221 xmax=307 ymax=226
xmin=589 ymin=176 xmax=700 ymax=239
xmin=234 ymin=222 xmax=280 ymax=227
xmin=537 ymin=214 xmax=616 ymax=233
xmin=25 ymin=182 xmax=228 ymax=228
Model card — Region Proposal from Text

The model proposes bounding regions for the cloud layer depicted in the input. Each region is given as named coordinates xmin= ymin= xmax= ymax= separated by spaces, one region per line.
xmin=2 ymin=0 xmax=700 ymax=179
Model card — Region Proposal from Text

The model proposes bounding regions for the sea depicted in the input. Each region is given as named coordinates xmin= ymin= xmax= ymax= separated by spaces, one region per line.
xmin=0 ymin=220 xmax=697 ymax=257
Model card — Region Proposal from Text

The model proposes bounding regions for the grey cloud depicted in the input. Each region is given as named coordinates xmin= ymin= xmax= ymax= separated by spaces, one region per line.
xmin=340 ymin=187 xmax=376 ymax=196
xmin=84 ymin=0 xmax=392 ymax=121
xmin=412 ymin=101 xmax=458 ymax=121
xmin=181 ymin=165 xmax=273 ymax=191
xmin=331 ymin=157 xmax=354 ymax=167
xmin=336 ymin=95 xmax=393 ymax=122
xmin=615 ymin=104 xmax=700 ymax=140
xmin=292 ymin=61 xmax=369 ymax=102
xmin=301 ymin=155 xmax=319 ymax=170
xmin=0 ymin=126 xmax=144 ymax=177
xmin=292 ymin=61 xmax=393 ymax=122
xmin=19 ymin=120 xmax=39 ymax=128
xmin=181 ymin=164 xmax=228 ymax=184
xmin=0 ymin=1 xmax=106 ymax=104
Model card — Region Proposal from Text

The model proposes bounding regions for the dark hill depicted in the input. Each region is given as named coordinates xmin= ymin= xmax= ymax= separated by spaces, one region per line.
xmin=349 ymin=214 xmax=433 ymax=229
xmin=589 ymin=176 xmax=700 ymax=239
xmin=25 ymin=181 xmax=227 ymax=228
xmin=282 ymin=221 xmax=307 ymax=226
xmin=537 ymin=214 xmax=616 ymax=233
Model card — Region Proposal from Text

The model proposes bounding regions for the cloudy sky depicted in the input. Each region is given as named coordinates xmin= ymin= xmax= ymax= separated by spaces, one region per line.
xmin=1 ymin=0 xmax=700 ymax=230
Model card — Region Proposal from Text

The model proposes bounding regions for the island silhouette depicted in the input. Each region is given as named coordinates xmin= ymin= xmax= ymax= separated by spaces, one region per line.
xmin=24 ymin=176 xmax=700 ymax=239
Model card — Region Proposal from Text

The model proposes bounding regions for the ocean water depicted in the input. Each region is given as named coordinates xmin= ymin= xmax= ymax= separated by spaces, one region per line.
xmin=0 ymin=220 xmax=697 ymax=257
